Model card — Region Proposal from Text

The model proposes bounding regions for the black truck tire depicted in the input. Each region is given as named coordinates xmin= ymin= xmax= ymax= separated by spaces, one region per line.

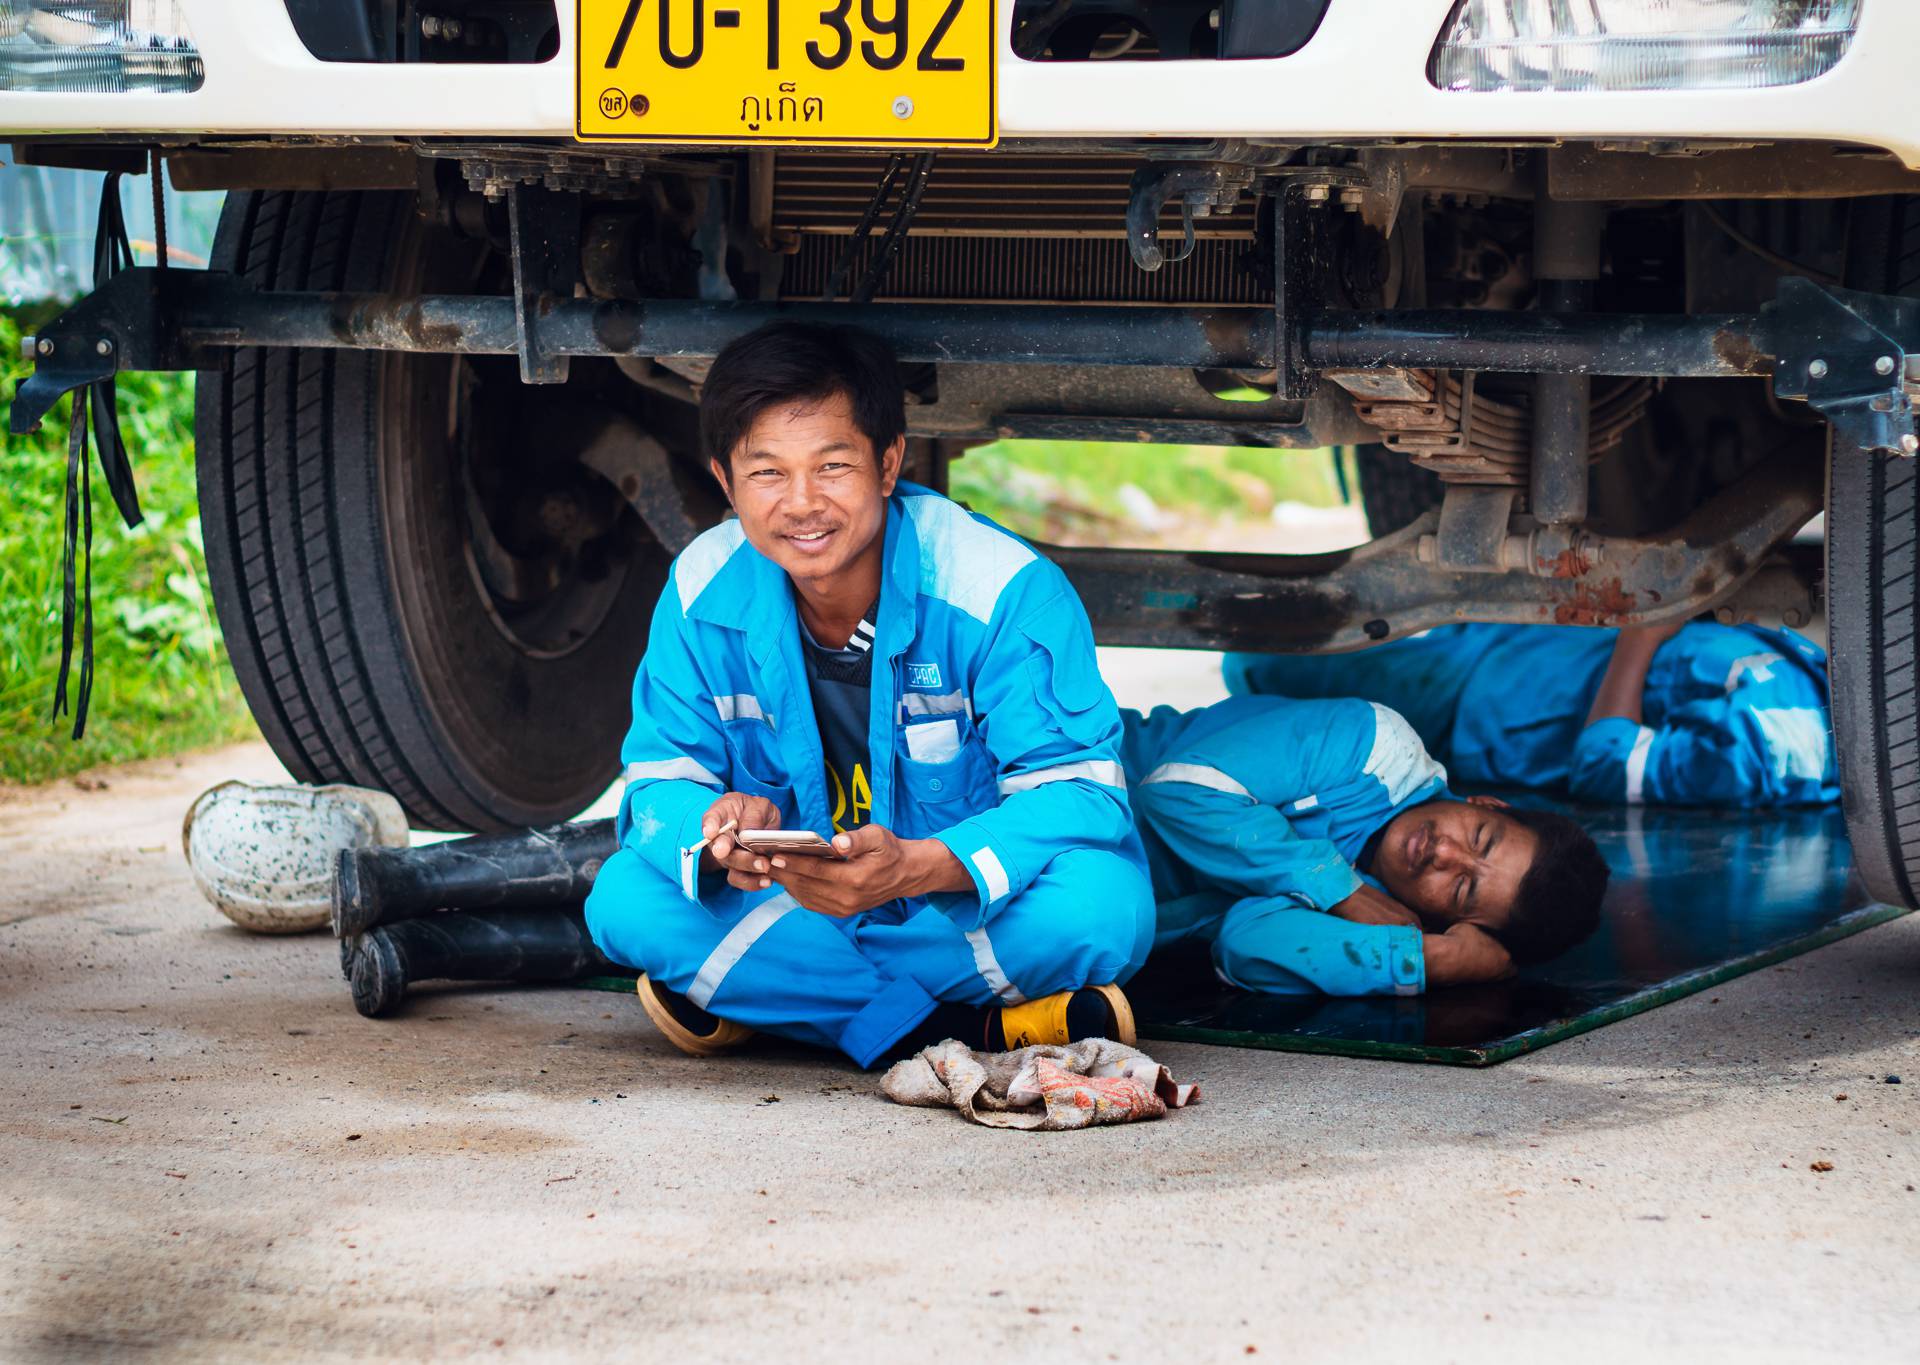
xmin=1354 ymin=443 xmax=1444 ymax=537
xmin=1826 ymin=195 xmax=1920 ymax=908
xmin=196 ymin=189 xmax=675 ymax=832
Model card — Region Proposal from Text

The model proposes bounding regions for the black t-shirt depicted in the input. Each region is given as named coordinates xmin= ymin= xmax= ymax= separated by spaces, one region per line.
xmin=800 ymin=604 xmax=877 ymax=835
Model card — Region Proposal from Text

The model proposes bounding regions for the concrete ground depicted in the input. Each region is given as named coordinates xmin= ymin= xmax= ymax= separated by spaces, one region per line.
xmin=2 ymin=651 xmax=1916 ymax=1362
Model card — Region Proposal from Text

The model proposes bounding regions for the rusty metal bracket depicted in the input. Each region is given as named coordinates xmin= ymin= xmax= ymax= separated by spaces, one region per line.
xmin=572 ymin=411 xmax=724 ymax=554
xmin=1430 ymin=485 xmax=1519 ymax=573
xmin=8 ymin=267 xmax=208 ymax=436
xmin=1273 ymin=182 xmax=1332 ymax=402
xmin=1767 ymin=277 xmax=1919 ymax=457
xmin=506 ymin=184 xmax=582 ymax=385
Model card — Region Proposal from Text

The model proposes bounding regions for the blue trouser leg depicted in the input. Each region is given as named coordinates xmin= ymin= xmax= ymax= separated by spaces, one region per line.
xmin=585 ymin=846 xmax=1155 ymax=1066
xmin=585 ymin=849 xmax=937 ymax=1066
xmin=1211 ymin=896 xmax=1426 ymax=997
xmin=974 ymin=846 xmax=1155 ymax=997
xmin=857 ymin=847 xmax=1157 ymax=1004
xmin=1152 ymin=889 xmax=1239 ymax=950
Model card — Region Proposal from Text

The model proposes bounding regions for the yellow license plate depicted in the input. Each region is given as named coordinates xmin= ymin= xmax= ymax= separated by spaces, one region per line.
xmin=575 ymin=0 xmax=997 ymax=147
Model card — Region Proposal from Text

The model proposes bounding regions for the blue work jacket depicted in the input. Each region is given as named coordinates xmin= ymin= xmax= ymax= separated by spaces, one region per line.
xmin=1119 ymin=696 xmax=1451 ymax=997
xmin=1119 ymin=695 xmax=1451 ymax=910
xmin=614 ymin=483 xmax=1145 ymax=928
xmin=1227 ymin=623 xmax=1837 ymax=807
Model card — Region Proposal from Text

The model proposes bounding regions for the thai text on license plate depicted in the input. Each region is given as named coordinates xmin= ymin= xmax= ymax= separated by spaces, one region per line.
xmin=575 ymin=0 xmax=997 ymax=146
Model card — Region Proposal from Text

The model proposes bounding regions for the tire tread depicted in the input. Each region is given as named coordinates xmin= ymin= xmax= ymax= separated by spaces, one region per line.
xmin=196 ymin=191 xmax=475 ymax=828
xmin=1830 ymin=195 xmax=1920 ymax=906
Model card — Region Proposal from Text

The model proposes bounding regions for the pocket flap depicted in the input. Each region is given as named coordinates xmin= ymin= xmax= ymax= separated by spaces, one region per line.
xmin=1019 ymin=620 xmax=1105 ymax=715
xmin=895 ymin=740 xmax=993 ymax=812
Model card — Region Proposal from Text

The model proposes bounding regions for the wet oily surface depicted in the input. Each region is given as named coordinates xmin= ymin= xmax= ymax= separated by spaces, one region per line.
xmin=1 ymin=743 xmax=1917 ymax=1362
xmin=1132 ymin=800 xmax=1886 ymax=1062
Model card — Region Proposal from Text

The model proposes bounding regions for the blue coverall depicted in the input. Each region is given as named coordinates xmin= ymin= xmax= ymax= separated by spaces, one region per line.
xmin=1119 ymin=696 xmax=1450 ymax=997
xmin=1224 ymin=623 xmax=1837 ymax=807
xmin=584 ymin=485 xmax=1155 ymax=1067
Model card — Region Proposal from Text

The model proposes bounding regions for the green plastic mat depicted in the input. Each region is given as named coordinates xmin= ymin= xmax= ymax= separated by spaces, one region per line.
xmin=579 ymin=802 xmax=1901 ymax=1067
xmin=1125 ymin=801 xmax=1899 ymax=1065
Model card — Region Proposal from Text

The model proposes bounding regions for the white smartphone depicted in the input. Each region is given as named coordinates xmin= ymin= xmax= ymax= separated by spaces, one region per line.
xmin=735 ymin=829 xmax=845 ymax=858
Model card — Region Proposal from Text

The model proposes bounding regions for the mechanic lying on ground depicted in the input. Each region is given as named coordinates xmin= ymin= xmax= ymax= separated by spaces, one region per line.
xmin=583 ymin=322 xmax=1154 ymax=1066
xmin=1224 ymin=620 xmax=1837 ymax=807
xmin=1119 ymin=695 xmax=1609 ymax=996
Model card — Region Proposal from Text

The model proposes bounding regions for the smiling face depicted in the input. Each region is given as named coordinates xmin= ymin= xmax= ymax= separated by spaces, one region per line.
xmin=711 ymin=389 xmax=903 ymax=595
xmin=1370 ymin=796 xmax=1540 ymax=934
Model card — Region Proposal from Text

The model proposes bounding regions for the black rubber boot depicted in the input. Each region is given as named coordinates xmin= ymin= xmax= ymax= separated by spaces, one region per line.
xmin=344 ymin=906 xmax=613 ymax=1018
xmin=332 ymin=819 xmax=617 ymax=938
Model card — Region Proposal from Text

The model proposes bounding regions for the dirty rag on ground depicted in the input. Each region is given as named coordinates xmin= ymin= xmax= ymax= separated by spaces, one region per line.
xmin=881 ymin=1037 xmax=1200 ymax=1130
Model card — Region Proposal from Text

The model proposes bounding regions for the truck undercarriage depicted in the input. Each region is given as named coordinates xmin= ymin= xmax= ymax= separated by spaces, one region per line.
xmin=11 ymin=129 xmax=1920 ymax=905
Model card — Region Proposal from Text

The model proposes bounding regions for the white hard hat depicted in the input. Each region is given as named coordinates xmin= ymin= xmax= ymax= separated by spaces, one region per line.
xmin=182 ymin=781 xmax=410 ymax=934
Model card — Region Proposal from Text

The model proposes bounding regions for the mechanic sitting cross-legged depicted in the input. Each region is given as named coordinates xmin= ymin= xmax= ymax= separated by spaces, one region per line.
xmin=1121 ymin=696 xmax=1610 ymax=996
xmin=1223 ymin=619 xmax=1838 ymax=807
xmin=583 ymin=322 xmax=1155 ymax=1067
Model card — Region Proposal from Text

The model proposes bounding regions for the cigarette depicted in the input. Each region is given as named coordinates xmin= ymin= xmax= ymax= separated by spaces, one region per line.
xmin=682 ymin=818 xmax=737 ymax=860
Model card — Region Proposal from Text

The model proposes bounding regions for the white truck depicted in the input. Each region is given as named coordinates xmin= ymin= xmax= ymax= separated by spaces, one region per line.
xmin=7 ymin=0 xmax=1920 ymax=909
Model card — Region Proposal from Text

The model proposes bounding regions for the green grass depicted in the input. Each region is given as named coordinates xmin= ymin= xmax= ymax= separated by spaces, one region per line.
xmin=0 ymin=305 xmax=256 ymax=785
xmin=949 ymin=438 xmax=1350 ymax=543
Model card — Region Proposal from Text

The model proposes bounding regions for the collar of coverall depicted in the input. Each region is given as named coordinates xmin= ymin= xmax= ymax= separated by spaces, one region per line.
xmin=688 ymin=483 xmax=925 ymax=666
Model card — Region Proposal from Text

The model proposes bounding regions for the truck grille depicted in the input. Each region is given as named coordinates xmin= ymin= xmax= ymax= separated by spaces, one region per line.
xmin=781 ymin=234 xmax=1266 ymax=304
xmin=770 ymin=152 xmax=1265 ymax=304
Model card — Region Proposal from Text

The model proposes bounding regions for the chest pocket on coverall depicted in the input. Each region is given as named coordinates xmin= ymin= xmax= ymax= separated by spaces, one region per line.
xmin=721 ymin=706 xmax=796 ymax=825
xmin=895 ymin=688 xmax=995 ymax=832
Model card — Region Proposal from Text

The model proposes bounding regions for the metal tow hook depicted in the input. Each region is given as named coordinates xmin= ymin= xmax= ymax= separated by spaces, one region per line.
xmin=1124 ymin=163 xmax=1255 ymax=273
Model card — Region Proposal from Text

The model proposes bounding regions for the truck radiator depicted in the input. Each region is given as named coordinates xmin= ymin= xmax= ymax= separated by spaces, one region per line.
xmin=768 ymin=153 xmax=1266 ymax=305
xmin=779 ymin=234 xmax=1265 ymax=304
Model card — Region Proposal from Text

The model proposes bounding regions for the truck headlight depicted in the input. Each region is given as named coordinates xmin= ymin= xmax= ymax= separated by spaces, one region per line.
xmin=0 ymin=1 xmax=204 ymax=93
xmin=1430 ymin=0 xmax=1860 ymax=93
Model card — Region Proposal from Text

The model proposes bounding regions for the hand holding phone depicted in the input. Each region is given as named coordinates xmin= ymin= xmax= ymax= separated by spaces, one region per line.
xmin=735 ymin=829 xmax=846 ymax=859
xmin=696 ymin=793 xmax=784 ymax=871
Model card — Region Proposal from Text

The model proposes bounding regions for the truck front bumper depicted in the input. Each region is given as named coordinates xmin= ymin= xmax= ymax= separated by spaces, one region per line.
xmin=2 ymin=0 xmax=1917 ymax=169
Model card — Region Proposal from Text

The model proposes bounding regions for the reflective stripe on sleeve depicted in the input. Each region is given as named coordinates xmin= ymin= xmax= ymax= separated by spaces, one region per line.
xmin=713 ymin=694 xmax=773 ymax=726
xmin=624 ymin=757 xmax=724 ymax=788
xmin=1750 ymin=706 xmax=1832 ymax=782
xmin=686 ymin=892 xmax=797 ymax=1010
xmin=674 ymin=520 xmax=747 ymax=610
xmin=997 ymin=759 xmax=1128 ymax=795
xmin=1364 ymin=702 xmax=1449 ymax=805
xmin=679 ymin=842 xmax=699 ymax=900
xmin=1139 ymin=761 xmax=1252 ymax=798
xmin=964 ymin=926 xmax=1027 ymax=1006
xmin=902 ymin=494 xmax=1037 ymax=624
xmin=1624 ymin=726 xmax=1656 ymax=805
xmin=1723 ymin=652 xmax=1782 ymax=692
xmin=969 ymin=847 xmax=1012 ymax=904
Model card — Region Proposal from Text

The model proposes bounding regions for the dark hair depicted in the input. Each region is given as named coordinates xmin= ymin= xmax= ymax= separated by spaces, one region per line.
xmin=699 ymin=320 xmax=905 ymax=474
xmin=1494 ymin=806 xmax=1610 ymax=965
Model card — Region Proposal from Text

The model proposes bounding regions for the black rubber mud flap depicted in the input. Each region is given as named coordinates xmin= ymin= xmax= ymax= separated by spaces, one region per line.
xmin=1826 ymin=196 xmax=1920 ymax=908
